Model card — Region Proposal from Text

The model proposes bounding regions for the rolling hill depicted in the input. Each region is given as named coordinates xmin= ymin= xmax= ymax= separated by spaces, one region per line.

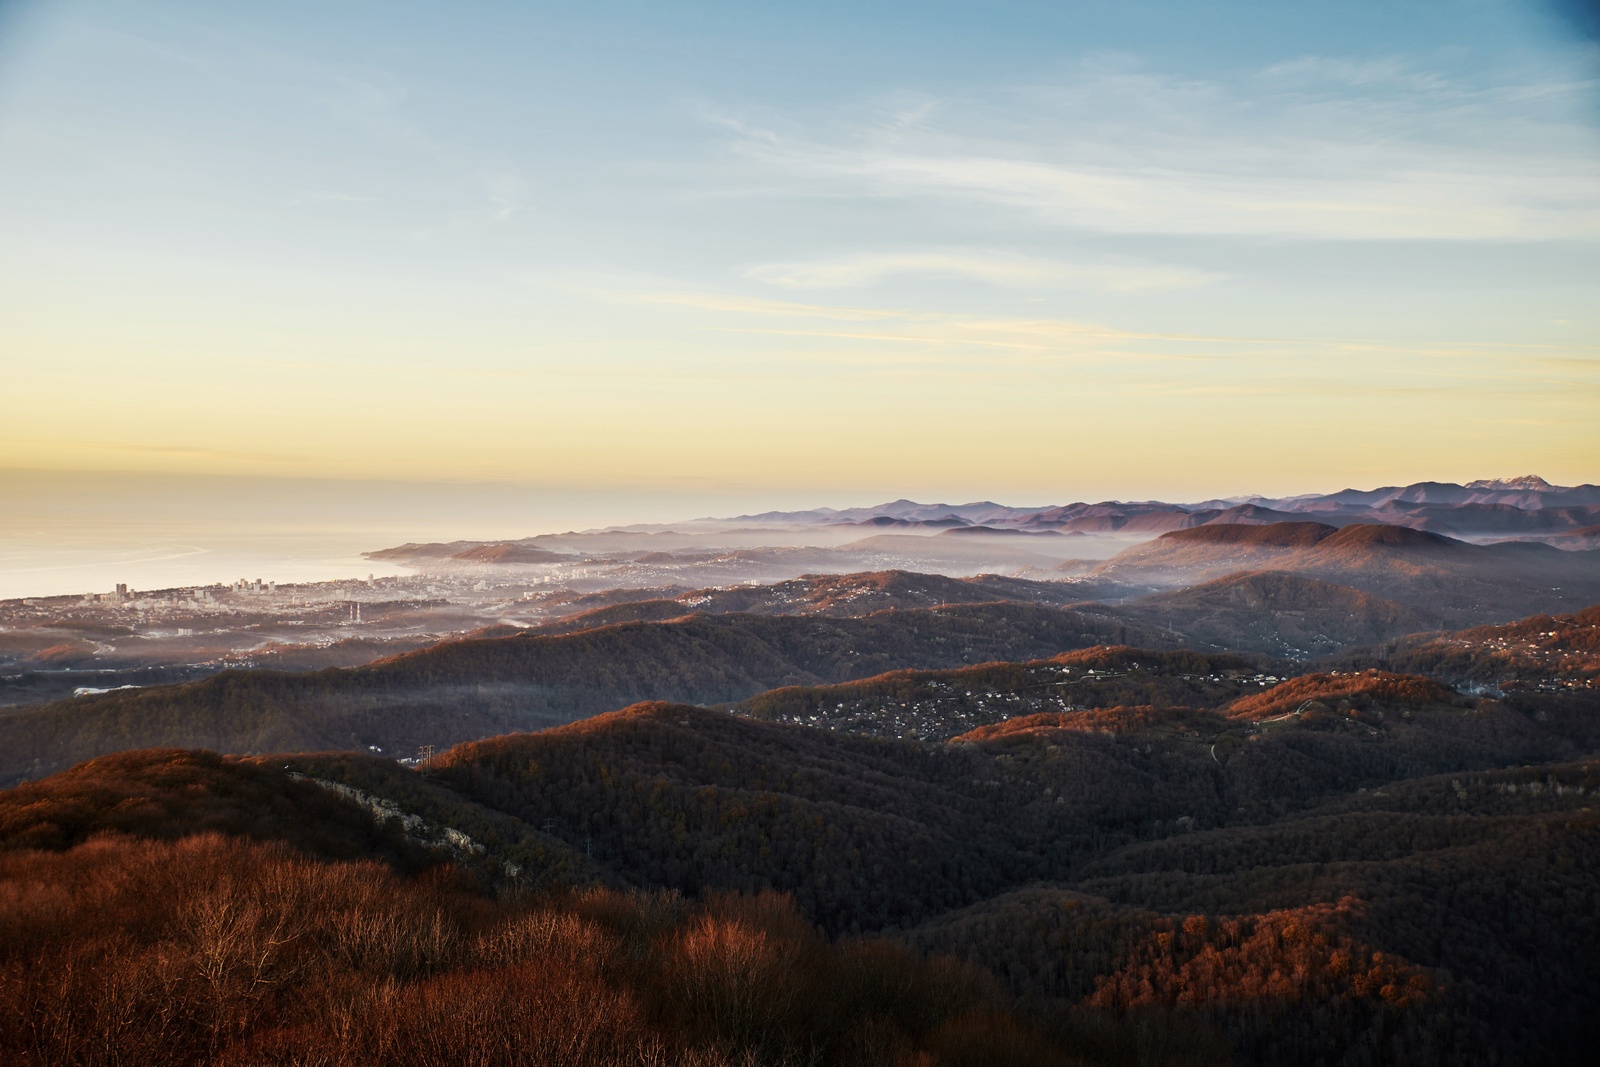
xmin=524 ymin=567 xmax=1434 ymax=661
xmin=528 ymin=570 xmax=1108 ymax=636
xmin=903 ymin=759 xmax=1600 ymax=1065
xmin=349 ymin=684 xmax=1600 ymax=1062
xmin=6 ymin=599 xmax=1600 ymax=1066
xmin=2 ymin=749 xmax=1076 ymax=1067
xmin=729 ymin=646 xmax=1281 ymax=741
xmin=0 ymin=603 xmax=1172 ymax=785
xmin=448 ymin=543 xmax=573 ymax=563
xmin=1321 ymin=603 xmax=1600 ymax=689
xmin=1100 ymin=571 xmax=1435 ymax=658
xmin=1083 ymin=522 xmax=1600 ymax=624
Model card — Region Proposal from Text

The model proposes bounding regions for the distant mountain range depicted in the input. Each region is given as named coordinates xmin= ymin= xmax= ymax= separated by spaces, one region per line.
xmin=1072 ymin=520 xmax=1600 ymax=625
xmin=361 ymin=478 xmax=1599 ymax=580
xmin=730 ymin=477 xmax=1600 ymax=542
xmin=526 ymin=523 xmax=1600 ymax=653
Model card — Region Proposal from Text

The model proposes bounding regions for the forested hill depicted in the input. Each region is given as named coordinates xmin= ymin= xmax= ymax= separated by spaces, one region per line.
xmin=529 ymin=570 xmax=1102 ymax=636
xmin=1086 ymin=521 xmax=1600 ymax=623
xmin=3 ymin=601 xmax=1596 ymax=1064
xmin=0 ymin=603 xmax=1171 ymax=785
xmin=423 ymin=690 xmax=1593 ymax=926
xmin=1322 ymin=603 xmax=1600 ymax=685
xmin=389 ymin=692 xmax=1600 ymax=1064
xmin=531 ymin=568 xmax=1443 ymax=660
xmin=0 ymin=747 xmax=1091 ymax=1067
xmin=729 ymin=646 xmax=1278 ymax=740
xmin=6 ymin=651 xmax=1600 ymax=1065
xmin=725 ymin=634 xmax=1600 ymax=748
xmin=1097 ymin=571 xmax=1435 ymax=658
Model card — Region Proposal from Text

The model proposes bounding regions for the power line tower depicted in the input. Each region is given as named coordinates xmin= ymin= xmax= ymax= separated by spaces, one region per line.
xmin=417 ymin=744 xmax=435 ymax=767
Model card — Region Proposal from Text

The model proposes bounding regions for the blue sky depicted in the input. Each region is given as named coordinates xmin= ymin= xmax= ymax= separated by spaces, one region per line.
xmin=0 ymin=0 xmax=1596 ymax=502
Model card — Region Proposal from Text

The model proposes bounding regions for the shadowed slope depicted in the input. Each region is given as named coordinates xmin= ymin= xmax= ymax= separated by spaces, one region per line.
xmin=0 ymin=749 xmax=430 ymax=868
xmin=1323 ymin=604 xmax=1600 ymax=688
xmin=731 ymin=646 xmax=1275 ymax=741
xmin=1087 ymin=522 xmax=1600 ymax=624
xmin=905 ymin=759 xmax=1600 ymax=1065
xmin=1107 ymin=571 xmax=1435 ymax=658
xmin=0 ymin=604 xmax=1171 ymax=784
xmin=7 ymin=636 xmax=1599 ymax=1067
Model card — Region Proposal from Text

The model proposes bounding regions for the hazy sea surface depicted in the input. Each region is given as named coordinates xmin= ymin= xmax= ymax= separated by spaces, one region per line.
xmin=0 ymin=524 xmax=420 ymax=600
xmin=0 ymin=470 xmax=821 ymax=600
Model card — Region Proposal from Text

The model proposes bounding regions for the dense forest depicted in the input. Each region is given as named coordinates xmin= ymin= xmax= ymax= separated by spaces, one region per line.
xmin=1087 ymin=522 xmax=1600 ymax=624
xmin=1324 ymin=604 xmax=1600 ymax=685
xmin=0 ymin=749 xmax=1225 ymax=1067
xmin=4 ymin=599 xmax=1599 ymax=1064
xmin=529 ymin=570 xmax=1100 ymax=635
xmin=1090 ymin=571 xmax=1435 ymax=658
xmin=0 ymin=604 xmax=1172 ymax=785
xmin=1 ymin=793 xmax=1073 ymax=1064
xmin=10 ymin=568 xmax=1594 ymax=788
xmin=730 ymin=646 xmax=1277 ymax=740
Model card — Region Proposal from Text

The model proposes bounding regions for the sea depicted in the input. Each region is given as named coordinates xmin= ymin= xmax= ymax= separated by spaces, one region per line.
xmin=0 ymin=472 xmax=802 ymax=601
xmin=0 ymin=524 xmax=422 ymax=600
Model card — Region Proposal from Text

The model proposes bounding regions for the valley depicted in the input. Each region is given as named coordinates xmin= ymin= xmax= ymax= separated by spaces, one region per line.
xmin=6 ymin=480 xmax=1595 ymax=714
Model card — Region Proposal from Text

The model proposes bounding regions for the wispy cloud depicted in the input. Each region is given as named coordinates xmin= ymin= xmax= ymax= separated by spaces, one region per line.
xmin=709 ymin=56 xmax=1600 ymax=240
xmin=95 ymin=442 xmax=308 ymax=463
xmin=485 ymin=171 xmax=525 ymax=221
xmin=745 ymin=251 xmax=1219 ymax=292
xmin=289 ymin=190 xmax=372 ymax=206
xmin=320 ymin=70 xmax=445 ymax=158
xmin=635 ymin=282 xmax=1600 ymax=380
xmin=641 ymin=290 xmax=906 ymax=322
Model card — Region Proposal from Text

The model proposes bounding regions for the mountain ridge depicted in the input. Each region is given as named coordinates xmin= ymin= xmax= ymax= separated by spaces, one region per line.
xmin=711 ymin=479 xmax=1600 ymax=539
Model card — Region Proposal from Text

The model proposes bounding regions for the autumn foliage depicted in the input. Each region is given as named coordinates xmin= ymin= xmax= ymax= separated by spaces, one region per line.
xmin=1224 ymin=670 xmax=1460 ymax=721
xmin=0 ymin=831 xmax=1089 ymax=1067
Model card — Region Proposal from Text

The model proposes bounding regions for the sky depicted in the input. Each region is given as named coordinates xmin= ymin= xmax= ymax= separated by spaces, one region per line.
xmin=0 ymin=0 xmax=1597 ymax=513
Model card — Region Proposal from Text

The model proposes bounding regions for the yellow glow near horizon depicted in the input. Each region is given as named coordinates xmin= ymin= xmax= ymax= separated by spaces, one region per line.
xmin=4 ymin=277 xmax=1596 ymax=499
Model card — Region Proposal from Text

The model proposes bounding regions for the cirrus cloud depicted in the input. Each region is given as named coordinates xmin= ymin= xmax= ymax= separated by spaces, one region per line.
xmin=709 ymin=54 xmax=1600 ymax=241
xmin=744 ymin=251 xmax=1221 ymax=291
